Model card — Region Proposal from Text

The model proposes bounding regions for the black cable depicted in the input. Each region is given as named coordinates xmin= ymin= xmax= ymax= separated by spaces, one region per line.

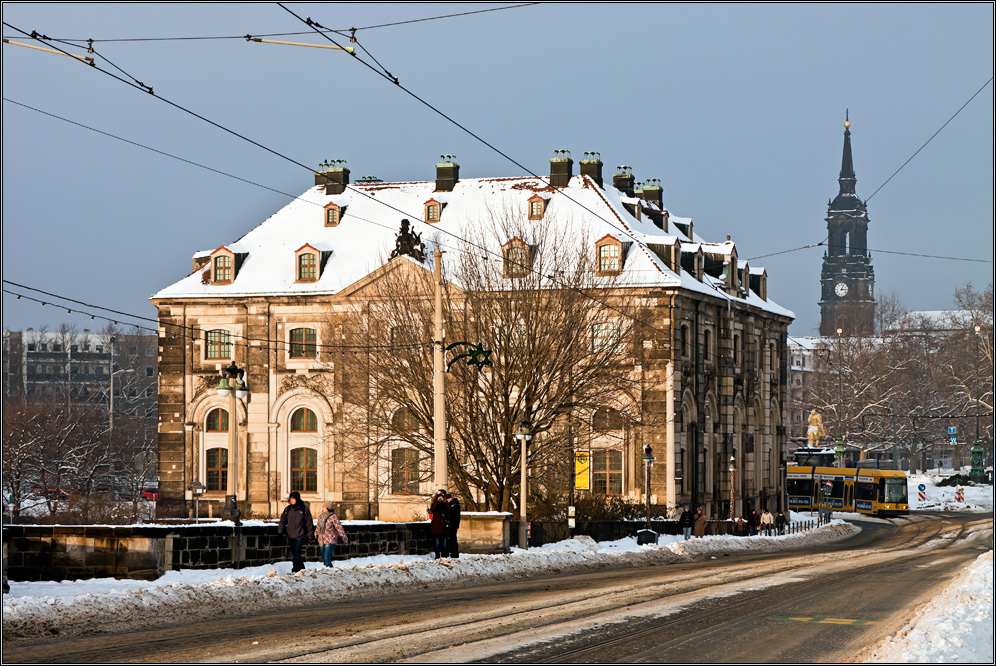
xmin=2 ymin=4 xmax=540 ymax=43
xmin=2 ymin=283 xmax=431 ymax=353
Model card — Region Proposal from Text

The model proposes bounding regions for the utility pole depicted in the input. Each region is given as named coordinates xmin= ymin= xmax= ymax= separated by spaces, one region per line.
xmin=433 ymin=247 xmax=448 ymax=491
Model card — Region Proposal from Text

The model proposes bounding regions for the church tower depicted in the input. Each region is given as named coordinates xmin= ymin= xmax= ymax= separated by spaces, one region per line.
xmin=820 ymin=113 xmax=875 ymax=337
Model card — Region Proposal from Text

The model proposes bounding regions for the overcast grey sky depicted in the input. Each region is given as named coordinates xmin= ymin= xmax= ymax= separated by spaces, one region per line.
xmin=2 ymin=3 xmax=993 ymax=338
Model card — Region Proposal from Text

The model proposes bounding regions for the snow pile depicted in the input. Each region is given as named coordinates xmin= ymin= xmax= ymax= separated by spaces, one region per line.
xmin=862 ymin=550 xmax=993 ymax=663
xmin=908 ymin=474 xmax=993 ymax=513
xmin=2 ymin=522 xmax=857 ymax=641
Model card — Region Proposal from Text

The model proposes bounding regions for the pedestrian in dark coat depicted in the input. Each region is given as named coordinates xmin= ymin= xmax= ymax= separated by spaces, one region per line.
xmin=428 ymin=489 xmax=449 ymax=559
xmin=748 ymin=510 xmax=761 ymax=536
xmin=693 ymin=509 xmax=708 ymax=537
xmin=775 ymin=511 xmax=789 ymax=535
xmin=315 ymin=501 xmax=348 ymax=567
xmin=444 ymin=492 xmax=461 ymax=558
xmin=277 ymin=491 xmax=314 ymax=572
xmin=678 ymin=505 xmax=694 ymax=540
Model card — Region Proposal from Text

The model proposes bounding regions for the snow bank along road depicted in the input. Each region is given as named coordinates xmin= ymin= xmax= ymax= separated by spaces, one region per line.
xmin=3 ymin=513 xmax=991 ymax=663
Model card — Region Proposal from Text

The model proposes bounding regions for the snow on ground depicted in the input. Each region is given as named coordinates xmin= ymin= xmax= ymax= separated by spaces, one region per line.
xmin=907 ymin=473 xmax=993 ymax=513
xmin=2 ymin=521 xmax=858 ymax=642
xmin=861 ymin=550 xmax=993 ymax=663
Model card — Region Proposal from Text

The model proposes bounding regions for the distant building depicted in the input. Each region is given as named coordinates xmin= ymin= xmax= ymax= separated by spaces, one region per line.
xmin=2 ymin=327 xmax=158 ymax=420
xmin=820 ymin=114 xmax=876 ymax=337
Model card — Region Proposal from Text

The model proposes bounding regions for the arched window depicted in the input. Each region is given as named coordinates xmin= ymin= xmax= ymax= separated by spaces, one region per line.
xmin=592 ymin=406 xmax=624 ymax=432
xmin=290 ymin=408 xmax=318 ymax=432
xmin=206 ymin=330 xmax=232 ymax=360
xmin=206 ymin=447 xmax=228 ymax=491
xmin=503 ymin=240 xmax=530 ymax=278
xmin=392 ymin=408 xmax=420 ymax=432
xmin=528 ymin=195 xmax=546 ymax=220
xmin=290 ymin=447 xmax=318 ymax=492
xmin=206 ymin=408 xmax=229 ymax=432
xmin=290 ymin=328 xmax=317 ymax=358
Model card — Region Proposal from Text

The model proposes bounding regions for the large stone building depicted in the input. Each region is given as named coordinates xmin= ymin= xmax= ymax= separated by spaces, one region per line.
xmin=151 ymin=152 xmax=794 ymax=521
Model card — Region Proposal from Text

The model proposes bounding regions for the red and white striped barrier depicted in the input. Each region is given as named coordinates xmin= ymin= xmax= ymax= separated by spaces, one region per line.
xmin=955 ymin=488 xmax=964 ymax=502
xmin=918 ymin=491 xmax=926 ymax=501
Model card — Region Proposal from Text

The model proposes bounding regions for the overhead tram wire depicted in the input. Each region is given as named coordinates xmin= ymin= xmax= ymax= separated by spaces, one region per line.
xmin=8 ymin=22 xmax=739 ymax=341
xmin=2 ymin=282 xmax=431 ymax=354
xmin=5 ymin=23 xmax=679 ymax=343
xmin=746 ymin=76 xmax=994 ymax=264
xmin=3 ymin=4 xmax=540 ymax=44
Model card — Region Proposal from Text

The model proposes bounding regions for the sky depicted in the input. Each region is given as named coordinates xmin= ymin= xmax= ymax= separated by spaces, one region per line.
xmin=2 ymin=3 xmax=993 ymax=339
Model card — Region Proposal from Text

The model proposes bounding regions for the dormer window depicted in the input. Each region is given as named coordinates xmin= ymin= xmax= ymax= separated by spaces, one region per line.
xmin=528 ymin=195 xmax=546 ymax=220
xmin=503 ymin=238 xmax=532 ymax=278
xmin=324 ymin=202 xmax=342 ymax=227
xmin=295 ymin=244 xmax=323 ymax=283
xmin=595 ymin=235 xmax=624 ymax=276
xmin=424 ymin=199 xmax=441 ymax=223
xmin=212 ymin=250 xmax=234 ymax=284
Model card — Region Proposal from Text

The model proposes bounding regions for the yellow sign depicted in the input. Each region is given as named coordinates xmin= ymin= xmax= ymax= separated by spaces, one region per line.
xmin=575 ymin=451 xmax=590 ymax=490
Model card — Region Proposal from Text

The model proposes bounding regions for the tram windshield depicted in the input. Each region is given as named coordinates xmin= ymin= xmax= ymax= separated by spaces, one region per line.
xmin=884 ymin=479 xmax=908 ymax=504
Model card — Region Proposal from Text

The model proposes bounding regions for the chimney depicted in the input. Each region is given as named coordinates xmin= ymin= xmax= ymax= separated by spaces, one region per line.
xmin=435 ymin=154 xmax=459 ymax=192
xmin=549 ymin=149 xmax=573 ymax=188
xmin=315 ymin=159 xmax=350 ymax=195
xmin=639 ymin=178 xmax=663 ymax=208
xmin=613 ymin=166 xmax=634 ymax=196
xmin=579 ymin=151 xmax=603 ymax=187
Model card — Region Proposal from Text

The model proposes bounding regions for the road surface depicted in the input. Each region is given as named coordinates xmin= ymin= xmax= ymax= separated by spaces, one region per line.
xmin=2 ymin=512 xmax=991 ymax=663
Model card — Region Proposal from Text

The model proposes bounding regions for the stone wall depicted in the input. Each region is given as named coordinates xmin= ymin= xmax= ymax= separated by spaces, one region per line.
xmin=3 ymin=513 xmax=510 ymax=583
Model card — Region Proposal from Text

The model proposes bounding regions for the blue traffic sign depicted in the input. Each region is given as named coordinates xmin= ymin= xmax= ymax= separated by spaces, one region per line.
xmin=918 ymin=484 xmax=926 ymax=492
xmin=948 ymin=427 xmax=957 ymax=435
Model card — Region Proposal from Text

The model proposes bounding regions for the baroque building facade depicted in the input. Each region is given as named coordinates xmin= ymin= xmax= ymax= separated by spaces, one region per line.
xmin=152 ymin=153 xmax=794 ymax=521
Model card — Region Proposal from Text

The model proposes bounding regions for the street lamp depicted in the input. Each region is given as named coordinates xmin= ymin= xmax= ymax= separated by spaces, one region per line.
xmin=642 ymin=445 xmax=655 ymax=531
xmin=836 ymin=327 xmax=845 ymax=466
xmin=728 ymin=456 xmax=736 ymax=521
xmin=514 ymin=419 xmax=533 ymax=549
xmin=215 ymin=361 xmax=249 ymax=526
xmin=971 ymin=325 xmax=985 ymax=482
xmin=188 ymin=481 xmax=205 ymax=523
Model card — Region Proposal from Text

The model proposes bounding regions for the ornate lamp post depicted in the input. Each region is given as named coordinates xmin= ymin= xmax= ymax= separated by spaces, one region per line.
xmin=971 ymin=325 xmax=985 ymax=482
xmin=188 ymin=481 xmax=205 ymax=523
xmin=836 ymin=327 xmax=845 ymax=466
xmin=216 ymin=361 xmax=249 ymax=526
xmin=728 ymin=456 xmax=736 ymax=521
xmin=642 ymin=445 xmax=655 ymax=531
xmin=514 ymin=419 xmax=533 ymax=549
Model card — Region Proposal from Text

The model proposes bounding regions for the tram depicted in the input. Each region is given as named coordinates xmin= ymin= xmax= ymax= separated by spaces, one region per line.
xmin=786 ymin=465 xmax=909 ymax=516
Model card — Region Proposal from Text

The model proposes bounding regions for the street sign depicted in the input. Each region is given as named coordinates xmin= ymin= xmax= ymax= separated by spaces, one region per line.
xmin=949 ymin=436 xmax=958 ymax=444
xmin=575 ymin=451 xmax=590 ymax=490
xmin=948 ymin=427 xmax=957 ymax=435
xmin=918 ymin=484 xmax=926 ymax=492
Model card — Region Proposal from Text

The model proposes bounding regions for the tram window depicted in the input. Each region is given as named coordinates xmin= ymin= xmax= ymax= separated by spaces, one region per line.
xmin=787 ymin=479 xmax=813 ymax=496
xmin=827 ymin=480 xmax=845 ymax=498
xmin=855 ymin=482 xmax=876 ymax=501
xmin=884 ymin=480 xmax=908 ymax=504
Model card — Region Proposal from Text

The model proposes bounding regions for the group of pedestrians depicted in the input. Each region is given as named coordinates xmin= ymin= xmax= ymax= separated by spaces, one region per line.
xmin=276 ymin=491 xmax=349 ymax=572
xmin=677 ymin=505 xmax=709 ymax=539
xmin=679 ymin=505 xmax=791 ymax=539
xmin=428 ymin=489 xmax=462 ymax=558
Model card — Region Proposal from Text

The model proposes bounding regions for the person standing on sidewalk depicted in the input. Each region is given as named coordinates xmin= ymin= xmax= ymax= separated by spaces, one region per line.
xmin=693 ymin=508 xmax=708 ymax=537
xmin=678 ymin=505 xmax=694 ymax=540
xmin=277 ymin=491 xmax=314 ymax=573
xmin=428 ymin=489 xmax=449 ymax=559
xmin=315 ymin=501 xmax=348 ymax=567
xmin=760 ymin=508 xmax=774 ymax=535
xmin=444 ymin=492 xmax=462 ymax=558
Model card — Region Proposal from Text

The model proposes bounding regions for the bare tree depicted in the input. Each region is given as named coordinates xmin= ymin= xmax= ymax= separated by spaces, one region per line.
xmin=328 ymin=206 xmax=649 ymax=511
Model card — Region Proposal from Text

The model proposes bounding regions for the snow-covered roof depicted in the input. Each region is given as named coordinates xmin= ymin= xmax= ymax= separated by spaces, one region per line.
xmin=152 ymin=174 xmax=793 ymax=319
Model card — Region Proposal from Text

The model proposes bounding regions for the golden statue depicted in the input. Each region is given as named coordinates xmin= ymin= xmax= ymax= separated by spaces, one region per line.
xmin=807 ymin=409 xmax=826 ymax=446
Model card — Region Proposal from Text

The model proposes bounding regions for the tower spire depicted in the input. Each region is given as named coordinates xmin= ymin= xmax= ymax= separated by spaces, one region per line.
xmin=831 ymin=111 xmax=858 ymax=208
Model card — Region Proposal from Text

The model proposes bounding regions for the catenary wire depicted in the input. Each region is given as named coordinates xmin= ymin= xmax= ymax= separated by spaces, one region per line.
xmin=1 ymin=4 xmax=540 ymax=43
xmin=5 ymin=22 xmax=687 ymax=343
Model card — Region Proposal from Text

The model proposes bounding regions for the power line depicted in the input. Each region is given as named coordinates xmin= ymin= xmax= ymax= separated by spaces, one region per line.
xmin=2 ymin=4 xmax=540 ymax=43
xmin=747 ymin=77 xmax=994 ymax=264
xmin=2 ymin=283 xmax=432 ymax=353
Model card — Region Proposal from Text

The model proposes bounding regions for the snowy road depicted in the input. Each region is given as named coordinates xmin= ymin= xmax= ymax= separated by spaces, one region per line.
xmin=3 ymin=512 xmax=990 ymax=663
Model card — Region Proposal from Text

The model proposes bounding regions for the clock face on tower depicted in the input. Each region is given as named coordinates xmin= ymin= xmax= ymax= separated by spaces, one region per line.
xmin=835 ymin=281 xmax=849 ymax=297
